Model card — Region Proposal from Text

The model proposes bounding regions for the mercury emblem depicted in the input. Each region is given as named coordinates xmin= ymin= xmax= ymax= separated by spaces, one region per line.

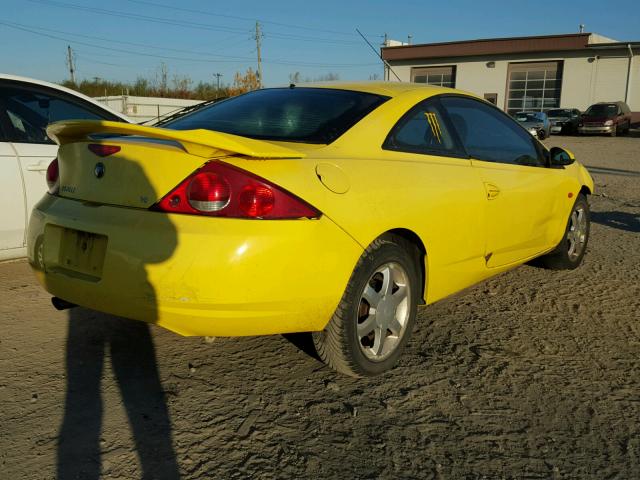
xmin=94 ymin=162 xmax=105 ymax=178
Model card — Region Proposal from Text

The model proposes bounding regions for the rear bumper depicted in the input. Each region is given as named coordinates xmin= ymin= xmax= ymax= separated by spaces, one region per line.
xmin=27 ymin=194 xmax=362 ymax=336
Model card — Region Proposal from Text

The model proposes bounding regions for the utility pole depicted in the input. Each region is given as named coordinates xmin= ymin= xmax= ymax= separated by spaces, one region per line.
xmin=254 ymin=21 xmax=263 ymax=89
xmin=382 ymin=33 xmax=389 ymax=81
xmin=213 ymin=73 xmax=223 ymax=98
xmin=66 ymin=45 xmax=76 ymax=85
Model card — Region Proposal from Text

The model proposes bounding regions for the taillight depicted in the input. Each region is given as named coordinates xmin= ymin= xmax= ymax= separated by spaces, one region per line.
xmin=187 ymin=172 xmax=231 ymax=212
xmin=88 ymin=144 xmax=121 ymax=157
xmin=152 ymin=161 xmax=320 ymax=219
xmin=46 ymin=158 xmax=59 ymax=194
xmin=239 ymin=185 xmax=275 ymax=217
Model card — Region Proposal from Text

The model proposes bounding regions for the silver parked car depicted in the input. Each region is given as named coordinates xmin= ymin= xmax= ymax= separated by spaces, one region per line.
xmin=514 ymin=111 xmax=551 ymax=140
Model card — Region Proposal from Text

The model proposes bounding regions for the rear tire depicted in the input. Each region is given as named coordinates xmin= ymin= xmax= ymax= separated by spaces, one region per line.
xmin=313 ymin=234 xmax=420 ymax=377
xmin=539 ymin=194 xmax=590 ymax=270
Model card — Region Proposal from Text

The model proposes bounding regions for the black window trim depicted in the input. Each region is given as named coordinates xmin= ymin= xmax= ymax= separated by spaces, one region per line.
xmin=381 ymin=96 xmax=469 ymax=160
xmin=437 ymin=93 xmax=550 ymax=169
xmin=0 ymin=97 xmax=12 ymax=142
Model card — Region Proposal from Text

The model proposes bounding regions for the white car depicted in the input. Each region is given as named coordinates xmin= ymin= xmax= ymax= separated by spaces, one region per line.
xmin=0 ymin=74 xmax=130 ymax=260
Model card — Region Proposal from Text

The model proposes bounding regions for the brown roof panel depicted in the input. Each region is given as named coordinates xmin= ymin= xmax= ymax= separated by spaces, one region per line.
xmin=381 ymin=33 xmax=592 ymax=61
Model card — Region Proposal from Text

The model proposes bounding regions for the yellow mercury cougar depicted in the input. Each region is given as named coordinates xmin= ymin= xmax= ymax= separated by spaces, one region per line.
xmin=28 ymin=82 xmax=594 ymax=377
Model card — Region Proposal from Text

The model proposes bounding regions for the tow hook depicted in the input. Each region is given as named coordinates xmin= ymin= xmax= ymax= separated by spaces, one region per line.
xmin=51 ymin=297 xmax=77 ymax=311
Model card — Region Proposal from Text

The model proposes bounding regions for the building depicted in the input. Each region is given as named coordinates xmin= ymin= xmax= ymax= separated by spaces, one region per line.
xmin=93 ymin=95 xmax=202 ymax=124
xmin=381 ymin=33 xmax=639 ymax=114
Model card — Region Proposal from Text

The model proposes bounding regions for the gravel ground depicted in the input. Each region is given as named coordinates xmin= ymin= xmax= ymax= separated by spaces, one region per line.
xmin=1 ymin=134 xmax=639 ymax=479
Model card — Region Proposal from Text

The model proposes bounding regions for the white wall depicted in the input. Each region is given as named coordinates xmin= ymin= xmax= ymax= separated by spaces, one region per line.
xmin=93 ymin=95 xmax=202 ymax=124
xmin=389 ymin=49 xmax=640 ymax=111
xmin=632 ymin=55 xmax=640 ymax=110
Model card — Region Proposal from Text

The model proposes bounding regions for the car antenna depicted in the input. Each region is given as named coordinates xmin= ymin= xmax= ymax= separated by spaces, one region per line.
xmin=355 ymin=28 xmax=403 ymax=82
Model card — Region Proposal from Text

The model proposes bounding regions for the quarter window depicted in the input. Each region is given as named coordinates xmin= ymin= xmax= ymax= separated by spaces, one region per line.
xmin=383 ymin=99 xmax=463 ymax=157
xmin=440 ymin=96 xmax=544 ymax=167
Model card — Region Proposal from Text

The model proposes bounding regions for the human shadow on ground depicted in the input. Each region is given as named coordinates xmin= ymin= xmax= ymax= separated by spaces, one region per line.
xmin=58 ymin=311 xmax=180 ymax=480
xmin=591 ymin=211 xmax=640 ymax=233
xmin=44 ymin=153 xmax=180 ymax=479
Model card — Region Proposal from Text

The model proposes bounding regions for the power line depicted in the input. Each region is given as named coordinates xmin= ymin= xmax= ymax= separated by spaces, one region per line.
xmin=0 ymin=21 xmax=379 ymax=68
xmin=122 ymin=0 xmax=358 ymax=37
xmin=3 ymin=20 xmax=254 ymax=61
xmin=27 ymin=0 xmax=364 ymax=46
xmin=28 ymin=0 xmax=249 ymax=34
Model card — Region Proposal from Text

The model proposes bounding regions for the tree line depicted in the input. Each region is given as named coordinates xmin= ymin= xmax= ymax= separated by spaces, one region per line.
xmin=60 ymin=64 xmax=342 ymax=100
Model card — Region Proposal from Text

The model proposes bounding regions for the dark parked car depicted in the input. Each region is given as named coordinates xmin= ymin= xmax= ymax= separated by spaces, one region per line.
xmin=547 ymin=108 xmax=581 ymax=135
xmin=578 ymin=101 xmax=632 ymax=136
xmin=513 ymin=111 xmax=551 ymax=139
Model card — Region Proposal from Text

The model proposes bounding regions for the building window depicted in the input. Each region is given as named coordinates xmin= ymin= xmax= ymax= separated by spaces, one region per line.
xmin=411 ymin=66 xmax=456 ymax=88
xmin=506 ymin=61 xmax=563 ymax=115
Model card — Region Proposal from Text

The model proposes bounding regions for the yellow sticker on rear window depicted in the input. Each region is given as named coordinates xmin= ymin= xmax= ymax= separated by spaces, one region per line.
xmin=424 ymin=112 xmax=443 ymax=144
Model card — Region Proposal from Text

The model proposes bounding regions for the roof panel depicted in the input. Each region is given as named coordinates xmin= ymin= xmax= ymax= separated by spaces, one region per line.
xmin=381 ymin=33 xmax=592 ymax=61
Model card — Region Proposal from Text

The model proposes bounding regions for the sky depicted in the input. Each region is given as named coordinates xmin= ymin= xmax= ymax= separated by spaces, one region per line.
xmin=1 ymin=0 xmax=639 ymax=88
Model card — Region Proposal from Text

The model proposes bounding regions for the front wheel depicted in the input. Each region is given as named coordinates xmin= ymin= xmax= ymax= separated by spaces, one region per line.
xmin=539 ymin=194 xmax=590 ymax=270
xmin=537 ymin=129 xmax=546 ymax=140
xmin=313 ymin=234 xmax=420 ymax=377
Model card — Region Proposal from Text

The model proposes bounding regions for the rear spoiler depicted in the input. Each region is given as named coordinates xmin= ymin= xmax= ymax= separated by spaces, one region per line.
xmin=46 ymin=120 xmax=305 ymax=159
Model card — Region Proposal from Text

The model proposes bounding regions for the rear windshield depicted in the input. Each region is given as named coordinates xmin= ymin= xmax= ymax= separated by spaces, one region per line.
xmin=164 ymin=87 xmax=389 ymax=144
xmin=585 ymin=104 xmax=618 ymax=117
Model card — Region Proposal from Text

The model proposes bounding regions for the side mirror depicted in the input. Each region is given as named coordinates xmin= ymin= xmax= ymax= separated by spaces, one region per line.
xmin=550 ymin=146 xmax=576 ymax=166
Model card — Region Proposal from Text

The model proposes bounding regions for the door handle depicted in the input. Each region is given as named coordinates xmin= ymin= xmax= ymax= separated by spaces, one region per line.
xmin=27 ymin=164 xmax=48 ymax=172
xmin=484 ymin=183 xmax=500 ymax=200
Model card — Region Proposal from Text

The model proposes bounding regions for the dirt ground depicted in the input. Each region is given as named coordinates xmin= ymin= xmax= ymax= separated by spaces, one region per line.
xmin=1 ymin=134 xmax=639 ymax=479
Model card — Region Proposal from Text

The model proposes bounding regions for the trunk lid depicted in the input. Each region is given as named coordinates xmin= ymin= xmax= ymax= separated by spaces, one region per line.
xmin=48 ymin=120 xmax=305 ymax=209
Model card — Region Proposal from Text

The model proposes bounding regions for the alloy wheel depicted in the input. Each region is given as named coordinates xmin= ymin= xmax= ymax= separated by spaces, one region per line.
xmin=357 ymin=262 xmax=411 ymax=361
xmin=567 ymin=206 xmax=588 ymax=260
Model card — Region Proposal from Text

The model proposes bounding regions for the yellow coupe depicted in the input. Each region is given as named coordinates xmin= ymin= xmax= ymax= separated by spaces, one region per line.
xmin=27 ymin=82 xmax=594 ymax=377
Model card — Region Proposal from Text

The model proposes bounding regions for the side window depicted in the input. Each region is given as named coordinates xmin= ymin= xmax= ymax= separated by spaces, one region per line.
xmin=440 ymin=96 xmax=545 ymax=167
xmin=383 ymin=99 xmax=464 ymax=157
xmin=0 ymin=85 xmax=112 ymax=144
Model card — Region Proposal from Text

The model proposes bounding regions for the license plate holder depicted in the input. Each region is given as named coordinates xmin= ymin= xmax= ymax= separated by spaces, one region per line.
xmin=44 ymin=226 xmax=108 ymax=281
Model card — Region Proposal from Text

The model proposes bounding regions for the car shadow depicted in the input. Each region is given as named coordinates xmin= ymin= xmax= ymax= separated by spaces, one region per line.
xmin=282 ymin=332 xmax=322 ymax=361
xmin=591 ymin=211 xmax=640 ymax=233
